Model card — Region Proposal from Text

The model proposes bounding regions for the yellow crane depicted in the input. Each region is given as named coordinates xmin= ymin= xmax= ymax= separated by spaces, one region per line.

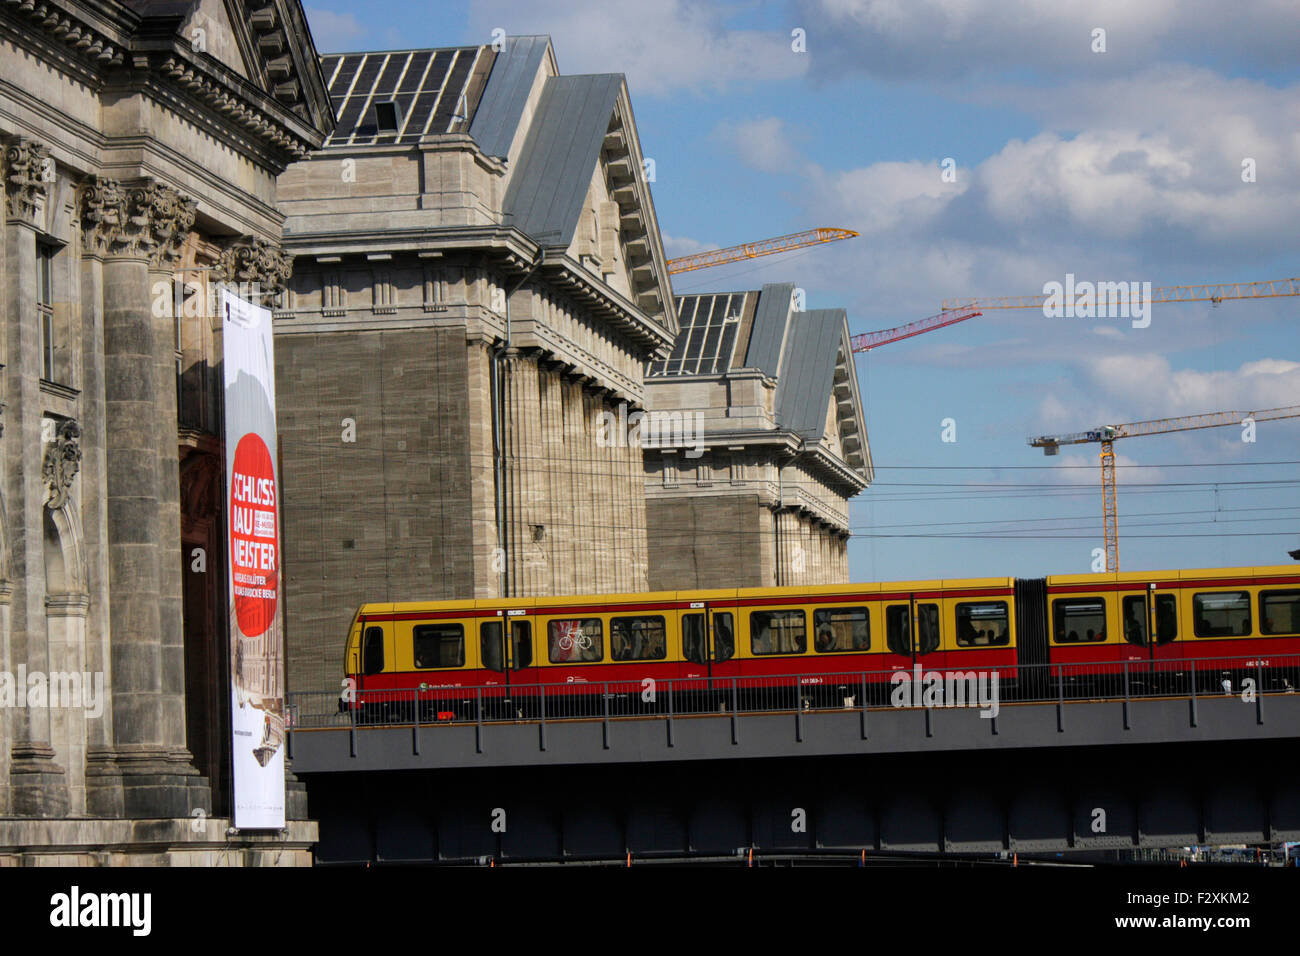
xmin=1029 ymin=406 xmax=1300 ymax=572
xmin=667 ymin=227 xmax=858 ymax=275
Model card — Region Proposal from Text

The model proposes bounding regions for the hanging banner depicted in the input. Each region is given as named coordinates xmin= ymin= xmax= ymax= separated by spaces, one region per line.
xmin=222 ymin=287 xmax=285 ymax=829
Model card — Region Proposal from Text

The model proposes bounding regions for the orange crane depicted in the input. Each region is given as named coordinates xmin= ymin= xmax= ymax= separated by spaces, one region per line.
xmin=1029 ymin=406 xmax=1300 ymax=572
xmin=942 ymin=277 xmax=1300 ymax=312
xmin=666 ymin=227 xmax=858 ymax=275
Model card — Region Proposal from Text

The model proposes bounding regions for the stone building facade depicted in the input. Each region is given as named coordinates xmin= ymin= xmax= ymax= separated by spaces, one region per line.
xmin=0 ymin=0 xmax=331 ymax=863
xmin=644 ymin=283 xmax=871 ymax=590
xmin=274 ymin=38 xmax=677 ymax=693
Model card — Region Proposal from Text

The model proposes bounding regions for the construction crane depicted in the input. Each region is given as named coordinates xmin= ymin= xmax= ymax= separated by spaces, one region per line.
xmin=666 ymin=227 xmax=858 ymax=275
xmin=942 ymin=277 xmax=1300 ymax=312
xmin=1029 ymin=405 xmax=1300 ymax=572
xmin=850 ymin=309 xmax=983 ymax=353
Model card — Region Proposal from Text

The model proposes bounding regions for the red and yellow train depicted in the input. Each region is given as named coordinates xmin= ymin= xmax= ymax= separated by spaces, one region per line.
xmin=340 ymin=565 xmax=1300 ymax=720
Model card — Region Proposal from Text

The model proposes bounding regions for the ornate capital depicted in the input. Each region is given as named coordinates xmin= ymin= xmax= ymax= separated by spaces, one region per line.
xmin=130 ymin=180 xmax=197 ymax=267
xmin=77 ymin=176 xmax=196 ymax=265
xmin=78 ymin=174 xmax=128 ymax=255
xmin=4 ymin=138 xmax=51 ymax=224
xmin=43 ymin=419 xmax=82 ymax=510
xmin=214 ymin=236 xmax=293 ymax=295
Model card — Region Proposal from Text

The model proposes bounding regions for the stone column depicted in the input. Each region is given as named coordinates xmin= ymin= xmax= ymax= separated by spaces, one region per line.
xmin=4 ymin=138 xmax=68 ymax=817
xmin=81 ymin=176 xmax=207 ymax=817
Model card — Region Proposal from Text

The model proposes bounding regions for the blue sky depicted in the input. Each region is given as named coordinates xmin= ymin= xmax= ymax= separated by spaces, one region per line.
xmin=303 ymin=0 xmax=1300 ymax=582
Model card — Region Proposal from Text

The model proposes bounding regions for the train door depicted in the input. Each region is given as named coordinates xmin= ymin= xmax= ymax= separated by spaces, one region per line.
xmin=679 ymin=603 xmax=738 ymax=684
xmin=479 ymin=611 xmax=537 ymax=706
xmin=1119 ymin=585 xmax=1182 ymax=672
xmin=883 ymin=596 xmax=944 ymax=672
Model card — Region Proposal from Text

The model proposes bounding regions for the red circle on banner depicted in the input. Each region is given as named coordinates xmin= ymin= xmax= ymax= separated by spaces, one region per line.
xmin=229 ymin=433 xmax=278 ymax=637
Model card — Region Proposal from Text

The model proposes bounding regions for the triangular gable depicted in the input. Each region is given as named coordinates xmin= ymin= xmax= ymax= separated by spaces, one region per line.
xmin=503 ymin=72 xmax=675 ymax=331
xmin=150 ymin=0 xmax=333 ymax=132
xmin=181 ymin=0 xmax=251 ymax=80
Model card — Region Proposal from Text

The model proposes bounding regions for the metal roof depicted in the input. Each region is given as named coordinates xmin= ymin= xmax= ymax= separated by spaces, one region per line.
xmin=742 ymin=282 xmax=796 ymax=376
xmin=774 ymin=308 xmax=847 ymax=439
xmin=468 ymin=36 xmax=551 ymax=158
xmin=501 ymin=73 xmax=624 ymax=249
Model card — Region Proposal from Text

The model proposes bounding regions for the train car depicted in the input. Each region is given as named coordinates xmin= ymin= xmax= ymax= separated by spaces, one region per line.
xmin=338 ymin=565 xmax=1299 ymax=722
xmin=1040 ymin=565 xmax=1300 ymax=692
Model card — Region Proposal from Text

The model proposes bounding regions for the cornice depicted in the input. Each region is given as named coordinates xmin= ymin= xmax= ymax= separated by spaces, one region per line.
xmin=0 ymin=0 xmax=330 ymax=168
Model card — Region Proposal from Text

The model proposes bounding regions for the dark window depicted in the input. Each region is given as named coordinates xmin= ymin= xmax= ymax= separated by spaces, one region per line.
xmin=413 ymin=623 xmax=464 ymax=668
xmin=511 ymin=621 xmax=533 ymax=668
xmin=548 ymin=618 xmax=603 ymax=663
xmin=682 ymin=614 xmax=706 ymax=664
xmin=1260 ymin=590 xmax=1300 ymax=635
xmin=1122 ymin=596 xmax=1148 ymax=647
xmin=374 ymin=100 xmax=401 ymax=132
xmin=885 ymin=606 xmax=911 ymax=655
xmin=1155 ymin=594 xmax=1178 ymax=644
xmin=917 ymin=603 xmax=940 ymax=654
xmin=362 ymin=625 xmax=385 ymax=674
xmin=480 ymin=621 xmax=504 ymax=672
xmin=1052 ymin=599 xmax=1107 ymax=643
xmin=749 ymin=609 xmax=805 ymax=655
xmin=37 ymin=243 xmax=55 ymax=381
xmin=713 ymin=612 xmax=735 ymax=662
xmin=814 ymin=607 xmax=870 ymax=652
xmin=1193 ymin=592 xmax=1251 ymax=637
xmin=955 ymin=601 xmax=1010 ymax=647
xmin=610 ymin=616 xmax=667 ymax=661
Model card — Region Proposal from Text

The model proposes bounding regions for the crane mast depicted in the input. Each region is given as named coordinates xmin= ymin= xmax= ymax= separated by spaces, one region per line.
xmin=1029 ymin=405 xmax=1300 ymax=571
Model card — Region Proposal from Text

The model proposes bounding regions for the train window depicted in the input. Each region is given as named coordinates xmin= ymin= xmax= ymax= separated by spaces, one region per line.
xmin=363 ymin=625 xmax=385 ymax=674
xmin=1052 ymin=599 xmax=1107 ymax=643
xmin=750 ymin=609 xmax=805 ymax=655
xmin=547 ymin=618 xmax=603 ymax=663
xmin=512 ymin=621 xmax=533 ymax=668
xmin=1259 ymin=590 xmax=1300 ymax=635
xmin=413 ymin=623 xmax=465 ymax=668
xmin=1122 ymin=596 xmax=1148 ymax=647
xmin=885 ymin=606 xmax=910 ymax=655
xmin=480 ymin=621 xmax=505 ymax=672
xmin=1155 ymin=595 xmax=1177 ymax=644
xmin=813 ymin=607 xmax=870 ymax=652
xmin=1193 ymin=592 xmax=1251 ymax=637
xmin=917 ymin=604 xmax=940 ymax=653
xmin=713 ymin=612 xmax=735 ymax=662
xmin=683 ymin=615 xmax=706 ymax=663
xmin=955 ymin=602 xmax=1010 ymax=647
xmin=610 ymin=616 xmax=668 ymax=661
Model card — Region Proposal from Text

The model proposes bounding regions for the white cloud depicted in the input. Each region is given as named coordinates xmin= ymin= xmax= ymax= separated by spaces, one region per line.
xmin=1082 ymin=354 xmax=1300 ymax=416
xmin=468 ymin=0 xmax=806 ymax=96
xmin=714 ymin=117 xmax=806 ymax=174
xmin=305 ymin=8 xmax=367 ymax=53
xmin=797 ymin=0 xmax=1300 ymax=81
xmin=660 ymin=233 xmax=713 ymax=258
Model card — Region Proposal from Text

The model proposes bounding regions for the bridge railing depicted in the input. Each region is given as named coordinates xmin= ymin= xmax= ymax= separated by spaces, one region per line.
xmin=285 ymin=654 xmax=1300 ymax=730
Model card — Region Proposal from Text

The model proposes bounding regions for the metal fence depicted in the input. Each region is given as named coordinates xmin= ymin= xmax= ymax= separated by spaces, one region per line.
xmin=285 ymin=654 xmax=1300 ymax=731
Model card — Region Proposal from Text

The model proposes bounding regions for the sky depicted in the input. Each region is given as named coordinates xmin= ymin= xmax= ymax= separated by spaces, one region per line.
xmin=302 ymin=0 xmax=1300 ymax=582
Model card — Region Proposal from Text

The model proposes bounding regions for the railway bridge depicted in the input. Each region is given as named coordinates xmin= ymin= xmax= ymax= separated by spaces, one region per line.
xmin=286 ymin=662 xmax=1300 ymax=864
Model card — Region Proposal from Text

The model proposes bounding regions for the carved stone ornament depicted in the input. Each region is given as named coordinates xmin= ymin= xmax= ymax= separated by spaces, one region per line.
xmin=43 ymin=419 xmax=82 ymax=510
xmin=78 ymin=176 xmax=197 ymax=266
xmin=4 ymin=138 xmax=51 ymax=224
xmin=215 ymin=236 xmax=293 ymax=296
